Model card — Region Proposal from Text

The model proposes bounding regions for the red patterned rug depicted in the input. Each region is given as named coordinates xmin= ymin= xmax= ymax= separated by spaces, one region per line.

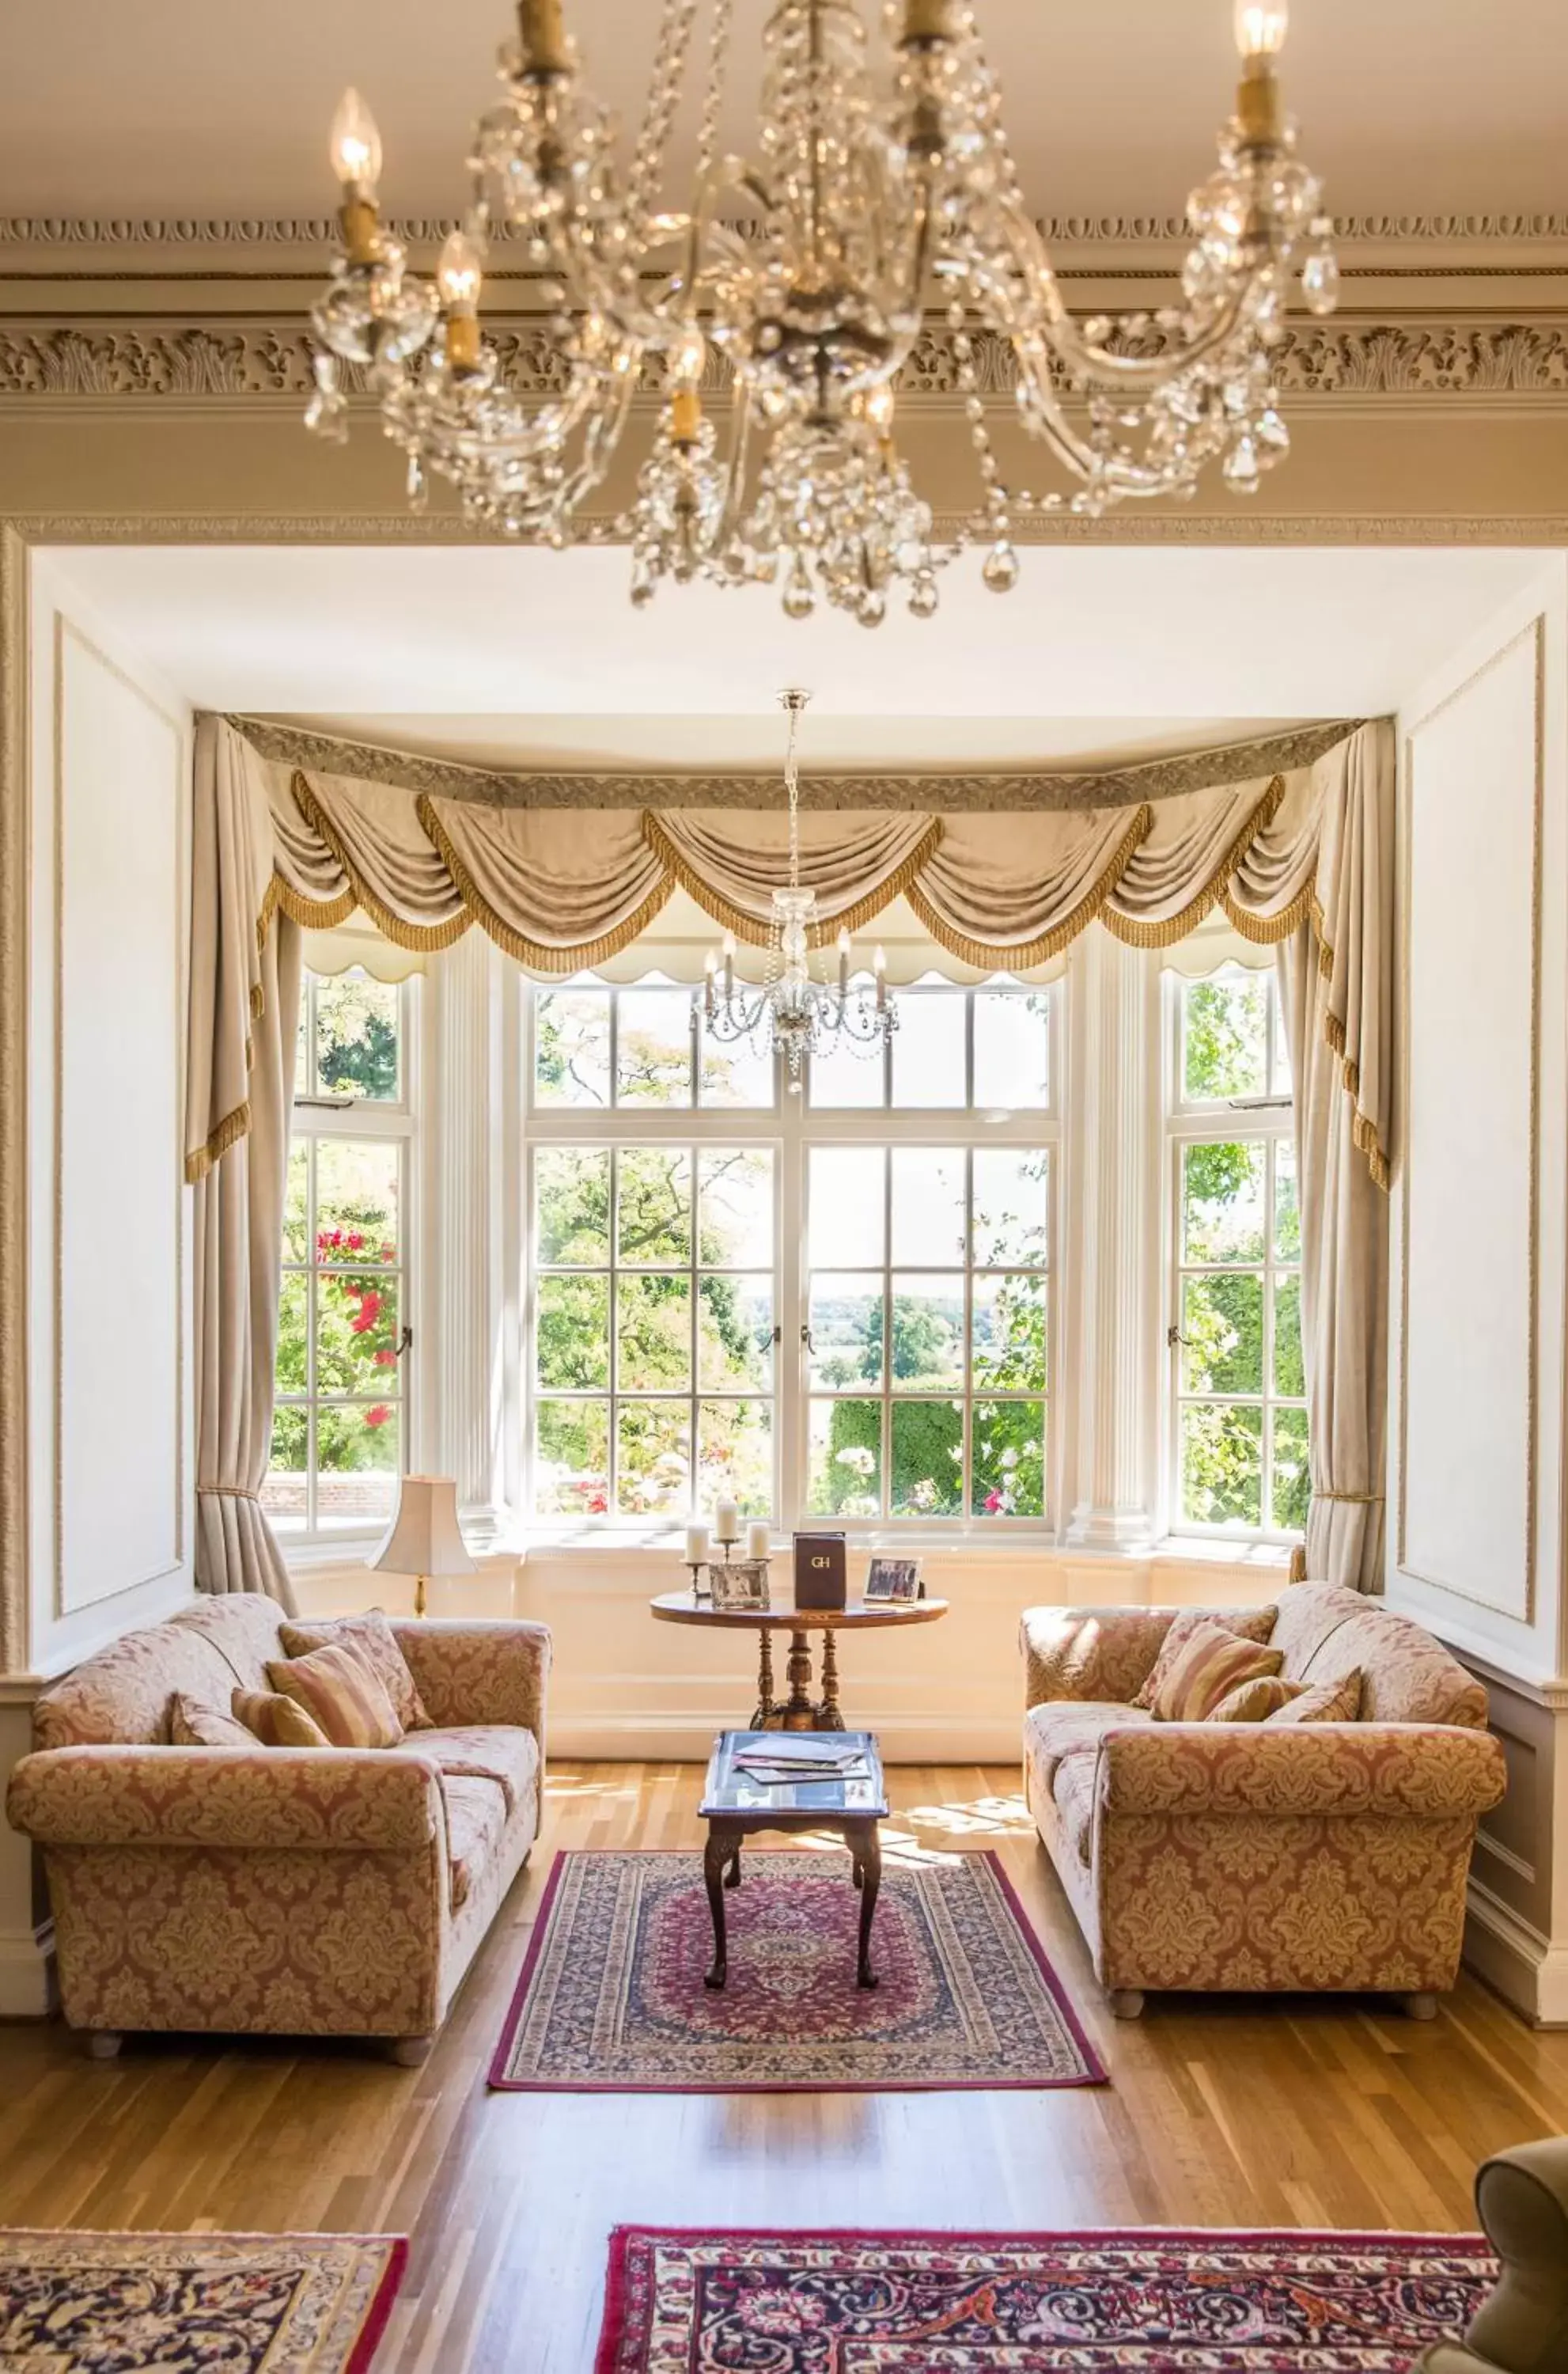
xmin=595 ymin=2226 xmax=1496 ymax=2372
xmin=490 ymin=1849 xmax=1104 ymax=2092
xmin=0 ymin=2230 xmax=405 ymax=2372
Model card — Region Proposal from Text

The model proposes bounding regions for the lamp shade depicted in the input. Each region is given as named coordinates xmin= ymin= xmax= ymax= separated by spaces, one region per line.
xmin=368 ymin=1475 xmax=476 ymax=1580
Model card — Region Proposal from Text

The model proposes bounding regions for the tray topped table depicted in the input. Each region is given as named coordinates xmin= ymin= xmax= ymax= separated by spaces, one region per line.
xmin=698 ymin=1728 xmax=890 ymax=1990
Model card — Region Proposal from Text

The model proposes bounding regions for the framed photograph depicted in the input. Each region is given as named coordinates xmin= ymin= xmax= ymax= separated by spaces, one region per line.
xmin=865 ymin=1557 xmax=924 ymax=1603
xmin=709 ymin=1557 xmax=771 ymax=1612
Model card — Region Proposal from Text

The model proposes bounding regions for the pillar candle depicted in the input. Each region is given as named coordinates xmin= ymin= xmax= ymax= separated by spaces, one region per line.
xmin=684 ymin=1522 xmax=711 ymax=1564
xmin=745 ymin=1519 xmax=771 ymax=1561
xmin=714 ymin=1497 xmax=740 ymax=1543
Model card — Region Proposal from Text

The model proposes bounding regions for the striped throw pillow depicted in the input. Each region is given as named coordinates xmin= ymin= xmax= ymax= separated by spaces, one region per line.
xmin=278 ymin=1610 xmax=432 ymax=1732
xmin=266 ymin=1643 xmax=404 ymax=1748
xmin=231 ymin=1687 xmax=331 ymax=1748
xmin=1267 ymin=1667 xmax=1363 ymax=1724
xmin=1152 ymin=1621 xmax=1285 ymax=1723
xmin=1133 ymin=1605 xmax=1278 ymax=1709
xmin=1206 ymin=1673 xmax=1305 ymax=1723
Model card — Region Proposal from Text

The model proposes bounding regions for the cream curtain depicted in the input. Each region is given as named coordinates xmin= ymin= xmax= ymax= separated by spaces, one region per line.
xmin=187 ymin=716 xmax=300 ymax=1606
xmin=1275 ymin=721 xmax=1395 ymax=1591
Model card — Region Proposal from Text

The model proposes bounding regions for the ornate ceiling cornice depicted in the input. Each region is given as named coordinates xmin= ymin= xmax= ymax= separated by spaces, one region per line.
xmin=2 ymin=317 xmax=1564 ymax=407
xmin=5 ymin=212 xmax=1568 ymax=251
xmin=229 ymin=712 xmax=1365 ymax=813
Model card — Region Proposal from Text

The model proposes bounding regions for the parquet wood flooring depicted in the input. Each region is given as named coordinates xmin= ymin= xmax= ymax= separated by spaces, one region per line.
xmin=2 ymin=1762 xmax=1565 ymax=2371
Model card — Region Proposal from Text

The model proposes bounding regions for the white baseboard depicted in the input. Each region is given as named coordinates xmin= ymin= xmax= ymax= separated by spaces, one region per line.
xmin=547 ymin=1712 xmax=1021 ymax=1765
xmin=1464 ymin=1879 xmax=1568 ymax=2026
xmin=0 ymin=1925 xmax=55 ymax=2019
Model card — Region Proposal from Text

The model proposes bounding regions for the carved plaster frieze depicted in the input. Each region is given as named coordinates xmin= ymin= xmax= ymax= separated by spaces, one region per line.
xmin=2 ymin=317 xmax=1565 ymax=406
xmin=229 ymin=712 xmax=1364 ymax=813
xmin=4 ymin=212 xmax=1567 ymax=250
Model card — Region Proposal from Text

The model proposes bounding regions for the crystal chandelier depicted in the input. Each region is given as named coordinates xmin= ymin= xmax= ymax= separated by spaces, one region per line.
xmin=305 ymin=0 xmax=1336 ymax=624
xmin=704 ymin=689 xmax=894 ymax=1090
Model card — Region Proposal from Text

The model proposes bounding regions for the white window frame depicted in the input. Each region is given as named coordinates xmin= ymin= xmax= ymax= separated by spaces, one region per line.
xmin=1163 ymin=965 xmax=1305 ymax=1546
xmin=274 ymin=969 xmax=420 ymax=1546
xmin=522 ymin=979 xmax=1061 ymax=1540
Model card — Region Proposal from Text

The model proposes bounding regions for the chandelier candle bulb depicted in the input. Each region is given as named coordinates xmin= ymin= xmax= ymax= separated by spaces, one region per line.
xmin=670 ymin=389 xmax=703 ymax=445
xmin=1235 ymin=0 xmax=1289 ymax=55
xmin=874 ymin=944 xmax=888 ymax=1011
xmin=722 ymin=933 xmax=736 ymax=1001
xmin=517 ymin=0 xmax=569 ymax=76
xmin=328 ymin=87 xmax=382 ymax=192
xmin=838 ymin=927 xmax=850 ymax=994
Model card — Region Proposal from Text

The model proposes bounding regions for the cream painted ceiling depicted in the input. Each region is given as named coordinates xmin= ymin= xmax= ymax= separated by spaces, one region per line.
xmin=47 ymin=544 xmax=1543 ymax=771
xmin=4 ymin=0 xmax=1564 ymax=222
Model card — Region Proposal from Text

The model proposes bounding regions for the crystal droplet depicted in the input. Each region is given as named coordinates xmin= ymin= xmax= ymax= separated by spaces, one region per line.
xmin=982 ymin=538 xmax=1019 ymax=593
xmin=406 ymin=454 xmax=428 ymax=512
xmin=1256 ymin=406 xmax=1290 ymax=457
xmin=782 ymin=558 xmax=815 ymax=620
xmin=907 ymin=573 xmax=939 ymax=620
xmin=630 ymin=560 xmax=656 ymax=609
xmin=857 ymin=587 xmax=887 ymax=628
xmin=1301 ymin=246 xmax=1339 ymax=316
xmin=1223 ymin=434 xmax=1260 ymax=493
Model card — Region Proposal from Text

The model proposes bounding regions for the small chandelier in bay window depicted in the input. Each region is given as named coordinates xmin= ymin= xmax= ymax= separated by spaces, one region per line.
xmin=305 ymin=0 xmax=1335 ymax=624
xmin=704 ymin=690 xmax=894 ymax=1091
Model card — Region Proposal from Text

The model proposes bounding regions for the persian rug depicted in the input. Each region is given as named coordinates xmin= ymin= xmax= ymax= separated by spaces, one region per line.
xmin=490 ymin=1847 xmax=1104 ymax=2092
xmin=595 ymin=2225 xmax=1498 ymax=2372
xmin=0 ymin=2228 xmax=406 ymax=2372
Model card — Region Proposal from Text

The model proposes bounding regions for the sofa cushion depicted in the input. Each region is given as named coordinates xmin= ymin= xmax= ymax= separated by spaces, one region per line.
xmin=171 ymin=1693 xmax=262 ymax=1749
xmin=1051 ymin=1751 xmax=1099 ymax=1868
xmin=279 ymin=1611 xmax=432 ymax=1733
xmin=34 ymin=1621 xmax=248 ymax=1750
xmin=1025 ymin=1701 xmax=1155 ymax=1790
xmin=170 ymin=1593 xmax=293 ymax=1695
xmin=441 ymin=1773 xmax=509 ymax=1910
xmin=1152 ymin=1624 xmax=1284 ymax=1722
xmin=1304 ymin=1611 xmax=1486 ymax=1728
xmin=1267 ymin=1581 xmax=1369 ymax=1682
xmin=403 ymin=1725 xmax=540 ymax=1821
xmin=1131 ymin=1605 xmax=1278 ymax=1710
xmin=1266 ymin=1668 xmax=1364 ymax=1724
xmin=267 ymin=1644 xmax=404 ymax=1748
xmin=233 ymin=1688 xmax=332 ymax=1747
xmin=1207 ymin=1673 xmax=1304 ymax=1722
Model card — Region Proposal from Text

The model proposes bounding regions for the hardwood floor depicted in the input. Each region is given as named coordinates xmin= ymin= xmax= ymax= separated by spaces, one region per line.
xmin=2 ymin=1762 xmax=1566 ymax=2371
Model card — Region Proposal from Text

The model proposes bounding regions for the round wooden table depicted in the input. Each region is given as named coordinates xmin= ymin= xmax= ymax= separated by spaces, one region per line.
xmin=648 ymin=1591 xmax=950 ymax=1731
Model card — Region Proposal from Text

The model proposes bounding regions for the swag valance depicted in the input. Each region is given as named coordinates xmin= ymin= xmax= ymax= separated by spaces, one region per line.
xmin=187 ymin=712 xmax=1394 ymax=1193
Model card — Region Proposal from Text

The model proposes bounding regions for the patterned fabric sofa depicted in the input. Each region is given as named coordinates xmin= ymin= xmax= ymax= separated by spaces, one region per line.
xmin=1021 ymin=1581 xmax=1506 ymax=2017
xmin=6 ymin=1593 xmax=550 ymax=2061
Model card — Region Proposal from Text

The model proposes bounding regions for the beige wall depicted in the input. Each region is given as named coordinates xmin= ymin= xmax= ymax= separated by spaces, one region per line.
xmin=1391 ymin=559 xmax=1568 ymax=2023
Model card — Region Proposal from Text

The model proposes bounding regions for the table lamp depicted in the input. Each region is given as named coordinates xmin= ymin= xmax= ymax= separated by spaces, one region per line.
xmin=368 ymin=1474 xmax=475 ymax=1618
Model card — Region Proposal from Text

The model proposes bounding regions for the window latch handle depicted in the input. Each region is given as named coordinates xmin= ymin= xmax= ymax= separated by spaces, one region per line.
xmin=395 ymin=1325 xmax=413 ymax=1360
xmin=801 ymin=1325 xmax=815 ymax=1353
xmin=1166 ymin=1322 xmax=1191 ymax=1349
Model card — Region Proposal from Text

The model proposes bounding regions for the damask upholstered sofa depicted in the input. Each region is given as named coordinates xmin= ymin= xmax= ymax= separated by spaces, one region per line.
xmin=1021 ymin=1580 xmax=1506 ymax=2018
xmin=6 ymin=1592 xmax=549 ymax=2061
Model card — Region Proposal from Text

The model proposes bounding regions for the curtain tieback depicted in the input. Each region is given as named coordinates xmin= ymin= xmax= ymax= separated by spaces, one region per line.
xmin=1309 ymin=1487 xmax=1384 ymax=1504
xmin=196 ymin=1482 xmax=262 ymax=1501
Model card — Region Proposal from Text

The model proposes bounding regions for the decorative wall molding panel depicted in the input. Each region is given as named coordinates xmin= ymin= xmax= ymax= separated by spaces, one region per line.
xmin=2 ymin=319 xmax=1566 ymax=408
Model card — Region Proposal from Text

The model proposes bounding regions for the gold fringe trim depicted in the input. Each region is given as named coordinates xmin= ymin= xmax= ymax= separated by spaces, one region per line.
xmin=419 ymin=795 xmax=677 ymax=972
xmin=1102 ymin=776 xmax=1286 ymax=952
xmin=290 ymin=772 xmax=470 ymax=954
xmin=639 ymin=813 xmax=945 ymax=951
xmin=907 ymin=802 xmax=1154 ymax=971
xmin=1222 ymin=877 xmax=1324 ymax=946
xmin=184 ymin=1098 xmax=252 ymax=1186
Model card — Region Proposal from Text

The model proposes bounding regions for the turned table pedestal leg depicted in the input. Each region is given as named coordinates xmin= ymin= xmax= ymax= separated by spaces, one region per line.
xmin=781 ymin=1628 xmax=817 ymax=1730
xmin=815 ymin=1629 xmax=845 ymax=1729
xmin=751 ymin=1629 xmax=777 ymax=1729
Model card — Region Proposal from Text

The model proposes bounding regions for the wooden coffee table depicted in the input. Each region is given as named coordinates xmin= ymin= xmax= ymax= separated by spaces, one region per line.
xmin=698 ymin=1729 xmax=890 ymax=1992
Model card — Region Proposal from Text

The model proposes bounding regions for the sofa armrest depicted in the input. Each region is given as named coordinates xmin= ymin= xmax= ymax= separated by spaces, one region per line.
xmin=1096 ymin=1724 xmax=1506 ymax=1821
xmin=1020 ymin=1606 xmax=1176 ymax=1708
xmin=6 ymin=1746 xmax=445 ymax=1853
xmin=392 ymin=1617 xmax=551 ymax=1741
